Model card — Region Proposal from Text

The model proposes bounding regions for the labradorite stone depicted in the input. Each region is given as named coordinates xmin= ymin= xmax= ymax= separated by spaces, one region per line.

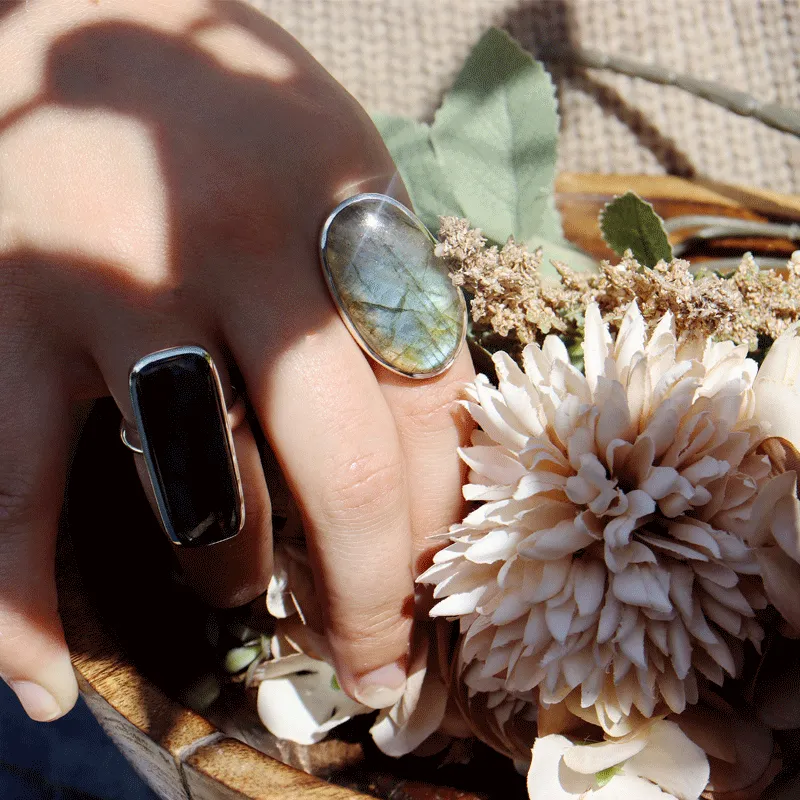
xmin=320 ymin=195 xmax=466 ymax=377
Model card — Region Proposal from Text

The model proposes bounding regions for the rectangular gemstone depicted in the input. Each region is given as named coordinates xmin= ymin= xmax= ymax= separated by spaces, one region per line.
xmin=130 ymin=347 xmax=243 ymax=546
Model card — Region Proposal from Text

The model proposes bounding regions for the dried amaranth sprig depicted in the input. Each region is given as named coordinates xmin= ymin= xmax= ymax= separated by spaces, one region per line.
xmin=438 ymin=216 xmax=800 ymax=352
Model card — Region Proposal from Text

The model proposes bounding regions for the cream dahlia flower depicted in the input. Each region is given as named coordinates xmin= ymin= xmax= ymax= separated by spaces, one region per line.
xmin=527 ymin=720 xmax=709 ymax=800
xmin=420 ymin=301 xmax=800 ymax=735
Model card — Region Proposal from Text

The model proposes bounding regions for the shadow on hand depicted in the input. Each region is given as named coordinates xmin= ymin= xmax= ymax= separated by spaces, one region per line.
xmin=0 ymin=0 xmax=383 ymax=758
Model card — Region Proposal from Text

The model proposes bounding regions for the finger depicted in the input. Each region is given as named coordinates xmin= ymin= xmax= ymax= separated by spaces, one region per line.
xmin=92 ymin=318 xmax=272 ymax=608
xmin=375 ymin=346 xmax=475 ymax=575
xmin=0 ymin=346 xmax=77 ymax=721
xmin=230 ymin=315 xmax=414 ymax=709
xmin=131 ymin=416 xmax=272 ymax=608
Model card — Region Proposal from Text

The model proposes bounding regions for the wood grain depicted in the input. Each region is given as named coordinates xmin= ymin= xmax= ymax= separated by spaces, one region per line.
xmin=60 ymin=174 xmax=800 ymax=800
xmin=183 ymin=739 xmax=368 ymax=800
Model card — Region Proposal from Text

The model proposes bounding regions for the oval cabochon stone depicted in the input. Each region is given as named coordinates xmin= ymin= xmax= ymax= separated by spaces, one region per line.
xmin=320 ymin=194 xmax=466 ymax=377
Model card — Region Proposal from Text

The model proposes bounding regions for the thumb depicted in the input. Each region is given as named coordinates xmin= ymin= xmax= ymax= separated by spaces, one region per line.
xmin=0 ymin=351 xmax=77 ymax=721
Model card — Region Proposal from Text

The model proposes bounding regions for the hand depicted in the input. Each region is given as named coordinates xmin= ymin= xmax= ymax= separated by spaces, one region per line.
xmin=0 ymin=0 xmax=473 ymax=720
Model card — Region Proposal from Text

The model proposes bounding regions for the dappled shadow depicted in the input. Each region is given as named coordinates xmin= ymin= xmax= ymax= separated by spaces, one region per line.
xmin=0 ymin=0 xmax=401 ymax=761
xmin=501 ymin=0 xmax=695 ymax=178
xmin=0 ymin=0 xmax=23 ymax=24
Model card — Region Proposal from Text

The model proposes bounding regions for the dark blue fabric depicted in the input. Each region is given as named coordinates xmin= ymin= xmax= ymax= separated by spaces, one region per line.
xmin=0 ymin=680 xmax=159 ymax=800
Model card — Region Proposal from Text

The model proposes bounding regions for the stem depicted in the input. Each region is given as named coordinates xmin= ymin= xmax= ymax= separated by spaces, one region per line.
xmin=541 ymin=45 xmax=800 ymax=137
xmin=664 ymin=215 xmax=800 ymax=257
xmin=691 ymin=256 xmax=789 ymax=274
xmin=663 ymin=215 xmax=800 ymax=238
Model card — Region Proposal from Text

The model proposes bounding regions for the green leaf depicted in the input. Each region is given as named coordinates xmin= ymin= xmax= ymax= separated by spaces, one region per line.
xmin=371 ymin=112 xmax=463 ymax=235
xmin=595 ymin=763 xmax=624 ymax=788
xmin=599 ymin=191 xmax=673 ymax=267
xmin=429 ymin=28 xmax=562 ymax=246
xmin=223 ymin=645 xmax=261 ymax=674
xmin=330 ymin=673 xmax=341 ymax=691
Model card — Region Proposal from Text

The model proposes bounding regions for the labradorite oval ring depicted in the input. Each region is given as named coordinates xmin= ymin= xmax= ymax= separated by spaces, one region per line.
xmin=120 ymin=345 xmax=245 ymax=548
xmin=319 ymin=193 xmax=467 ymax=379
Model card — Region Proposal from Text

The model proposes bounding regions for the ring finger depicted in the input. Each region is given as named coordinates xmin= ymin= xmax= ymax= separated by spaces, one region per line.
xmin=228 ymin=294 xmax=415 ymax=710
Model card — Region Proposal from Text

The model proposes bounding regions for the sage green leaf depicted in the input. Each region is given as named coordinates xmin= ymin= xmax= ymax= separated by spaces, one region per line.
xmin=599 ymin=192 xmax=673 ymax=267
xmin=429 ymin=28 xmax=562 ymax=245
xmin=371 ymin=112 xmax=462 ymax=235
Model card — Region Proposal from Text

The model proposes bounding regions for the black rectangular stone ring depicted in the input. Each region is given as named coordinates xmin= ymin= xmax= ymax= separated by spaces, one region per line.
xmin=128 ymin=346 xmax=245 ymax=547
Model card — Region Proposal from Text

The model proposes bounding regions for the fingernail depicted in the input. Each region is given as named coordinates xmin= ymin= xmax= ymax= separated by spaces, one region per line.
xmin=353 ymin=662 xmax=407 ymax=709
xmin=9 ymin=680 xmax=64 ymax=722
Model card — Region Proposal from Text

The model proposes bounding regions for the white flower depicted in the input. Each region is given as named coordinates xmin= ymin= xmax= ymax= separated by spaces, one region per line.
xmin=258 ymin=542 xmax=449 ymax=754
xmin=369 ymin=630 xmax=449 ymax=757
xmin=256 ymin=653 xmax=371 ymax=745
xmin=420 ymin=302 xmax=800 ymax=735
xmin=754 ymin=322 xmax=800 ymax=452
xmin=255 ymin=630 xmax=449 ymax=754
xmin=527 ymin=720 xmax=709 ymax=800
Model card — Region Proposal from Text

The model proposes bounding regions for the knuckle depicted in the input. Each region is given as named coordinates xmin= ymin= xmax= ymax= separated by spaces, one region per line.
xmin=0 ymin=475 xmax=37 ymax=530
xmin=398 ymin=381 xmax=463 ymax=432
xmin=330 ymin=604 xmax=411 ymax=650
xmin=321 ymin=452 xmax=405 ymax=519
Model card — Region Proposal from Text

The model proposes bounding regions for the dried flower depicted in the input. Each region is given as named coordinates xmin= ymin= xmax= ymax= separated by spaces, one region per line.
xmin=436 ymin=218 xmax=566 ymax=343
xmin=419 ymin=301 xmax=800 ymax=737
xmin=527 ymin=720 xmax=709 ymax=799
xmin=438 ymin=217 xmax=800 ymax=351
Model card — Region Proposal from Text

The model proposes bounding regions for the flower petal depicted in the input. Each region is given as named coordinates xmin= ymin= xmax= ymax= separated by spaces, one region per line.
xmin=756 ymin=547 xmax=800 ymax=632
xmin=562 ymin=735 xmax=647 ymax=774
xmin=754 ymin=322 xmax=800 ymax=451
xmin=527 ymin=735 xmax=593 ymax=800
xmin=256 ymin=656 xmax=369 ymax=745
xmin=370 ymin=646 xmax=448 ymax=757
xmin=493 ymin=350 xmax=546 ymax=437
xmin=626 ymin=720 xmax=709 ymax=800
xmin=429 ymin=585 xmax=487 ymax=617
xmin=583 ymin=303 xmax=612 ymax=394
xmin=519 ymin=518 xmax=597 ymax=560
xmin=574 ymin=559 xmax=607 ymax=617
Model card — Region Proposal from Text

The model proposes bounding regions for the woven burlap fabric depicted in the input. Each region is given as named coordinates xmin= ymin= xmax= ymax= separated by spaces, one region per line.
xmin=248 ymin=0 xmax=800 ymax=194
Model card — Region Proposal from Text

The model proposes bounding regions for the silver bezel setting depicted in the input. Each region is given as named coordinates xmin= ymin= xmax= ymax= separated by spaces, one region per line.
xmin=319 ymin=192 xmax=468 ymax=379
xmin=128 ymin=345 xmax=245 ymax=546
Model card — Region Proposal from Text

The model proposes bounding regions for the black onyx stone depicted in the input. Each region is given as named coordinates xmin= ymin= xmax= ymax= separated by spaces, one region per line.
xmin=130 ymin=348 xmax=243 ymax=546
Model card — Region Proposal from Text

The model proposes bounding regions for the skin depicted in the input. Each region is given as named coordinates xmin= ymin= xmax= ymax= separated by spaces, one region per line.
xmin=0 ymin=0 xmax=473 ymax=720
